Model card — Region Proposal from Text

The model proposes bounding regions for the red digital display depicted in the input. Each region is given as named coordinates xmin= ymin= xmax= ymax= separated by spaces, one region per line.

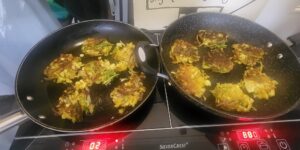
xmin=236 ymin=129 xmax=260 ymax=141
xmin=82 ymin=139 xmax=107 ymax=150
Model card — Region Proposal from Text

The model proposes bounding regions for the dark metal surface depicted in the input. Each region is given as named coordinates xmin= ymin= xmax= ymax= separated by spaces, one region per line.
xmin=288 ymin=33 xmax=300 ymax=58
xmin=160 ymin=12 xmax=300 ymax=120
xmin=63 ymin=0 xmax=112 ymax=20
xmin=15 ymin=20 xmax=159 ymax=132
xmin=135 ymin=41 xmax=160 ymax=77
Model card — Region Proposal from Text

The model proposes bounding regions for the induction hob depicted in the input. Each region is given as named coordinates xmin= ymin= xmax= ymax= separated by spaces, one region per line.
xmin=9 ymin=31 xmax=300 ymax=150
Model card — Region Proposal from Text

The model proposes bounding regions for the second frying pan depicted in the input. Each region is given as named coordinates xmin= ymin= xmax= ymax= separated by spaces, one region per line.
xmin=158 ymin=12 xmax=300 ymax=120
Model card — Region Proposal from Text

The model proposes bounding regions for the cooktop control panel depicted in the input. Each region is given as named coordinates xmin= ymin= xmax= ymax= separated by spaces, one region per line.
xmin=11 ymin=122 xmax=300 ymax=150
xmin=215 ymin=127 xmax=291 ymax=150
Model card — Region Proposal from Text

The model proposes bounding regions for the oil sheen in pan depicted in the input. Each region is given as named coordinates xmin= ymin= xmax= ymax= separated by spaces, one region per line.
xmin=167 ymin=36 xmax=283 ymax=115
xmin=43 ymin=37 xmax=154 ymax=123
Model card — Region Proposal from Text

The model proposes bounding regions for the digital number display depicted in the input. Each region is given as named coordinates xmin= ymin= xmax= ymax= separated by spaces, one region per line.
xmin=82 ymin=139 xmax=107 ymax=150
xmin=236 ymin=129 xmax=260 ymax=141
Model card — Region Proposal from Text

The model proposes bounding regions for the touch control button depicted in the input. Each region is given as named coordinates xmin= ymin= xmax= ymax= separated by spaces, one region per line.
xmin=276 ymin=139 xmax=290 ymax=150
xmin=257 ymin=140 xmax=270 ymax=150
xmin=238 ymin=142 xmax=250 ymax=150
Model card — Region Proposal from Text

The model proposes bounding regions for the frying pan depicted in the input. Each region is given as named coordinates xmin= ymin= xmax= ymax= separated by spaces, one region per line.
xmin=8 ymin=20 xmax=159 ymax=132
xmin=139 ymin=12 xmax=300 ymax=120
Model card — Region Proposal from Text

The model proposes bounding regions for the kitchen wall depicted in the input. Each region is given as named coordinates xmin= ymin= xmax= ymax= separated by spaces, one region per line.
xmin=133 ymin=0 xmax=269 ymax=30
xmin=132 ymin=0 xmax=300 ymax=44
xmin=255 ymin=0 xmax=300 ymax=44
xmin=0 ymin=0 xmax=60 ymax=95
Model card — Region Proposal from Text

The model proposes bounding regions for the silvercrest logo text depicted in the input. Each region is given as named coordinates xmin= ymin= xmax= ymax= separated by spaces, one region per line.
xmin=160 ymin=142 xmax=189 ymax=149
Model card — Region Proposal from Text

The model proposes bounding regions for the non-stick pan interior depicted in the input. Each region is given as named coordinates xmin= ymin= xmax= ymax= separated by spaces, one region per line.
xmin=16 ymin=20 xmax=159 ymax=131
xmin=161 ymin=12 xmax=300 ymax=120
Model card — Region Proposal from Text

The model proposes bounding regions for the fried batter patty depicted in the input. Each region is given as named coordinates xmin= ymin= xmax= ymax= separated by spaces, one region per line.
xmin=232 ymin=43 xmax=265 ymax=66
xmin=172 ymin=64 xmax=211 ymax=98
xmin=44 ymin=54 xmax=83 ymax=84
xmin=56 ymin=86 xmax=94 ymax=123
xmin=202 ymin=50 xmax=234 ymax=73
xmin=110 ymin=72 xmax=146 ymax=114
xmin=169 ymin=39 xmax=200 ymax=64
xmin=196 ymin=30 xmax=228 ymax=49
xmin=78 ymin=60 xmax=118 ymax=86
xmin=211 ymin=83 xmax=254 ymax=112
xmin=81 ymin=38 xmax=114 ymax=57
xmin=242 ymin=66 xmax=278 ymax=100
xmin=112 ymin=41 xmax=136 ymax=72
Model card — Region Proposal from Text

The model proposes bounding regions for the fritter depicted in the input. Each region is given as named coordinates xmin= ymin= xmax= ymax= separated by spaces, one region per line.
xmin=172 ymin=64 xmax=211 ymax=98
xmin=242 ymin=66 xmax=278 ymax=100
xmin=44 ymin=54 xmax=83 ymax=84
xmin=81 ymin=38 xmax=114 ymax=57
xmin=232 ymin=43 xmax=265 ymax=66
xmin=196 ymin=30 xmax=228 ymax=49
xmin=56 ymin=86 xmax=94 ymax=123
xmin=78 ymin=60 xmax=118 ymax=86
xmin=202 ymin=50 xmax=234 ymax=73
xmin=74 ymin=79 xmax=90 ymax=90
xmin=110 ymin=72 xmax=146 ymax=114
xmin=112 ymin=41 xmax=136 ymax=72
xmin=169 ymin=39 xmax=200 ymax=64
xmin=211 ymin=83 xmax=254 ymax=112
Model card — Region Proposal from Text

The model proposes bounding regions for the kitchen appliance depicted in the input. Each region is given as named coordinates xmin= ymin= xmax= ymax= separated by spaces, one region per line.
xmin=8 ymin=30 xmax=300 ymax=150
xmin=2 ymin=0 xmax=300 ymax=150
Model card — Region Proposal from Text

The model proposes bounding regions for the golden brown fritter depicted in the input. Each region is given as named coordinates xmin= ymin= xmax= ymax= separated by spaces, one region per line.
xmin=110 ymin=72 xmax=146 ymax=114
xmin=44 ymin=38 xmax=147 ymax=122
xmin=169 ymin=39 xmax=200 ymax=64
xmin=242 ymin=66 xmax=278 ymax=100
xmin=81 ymin=38 xmax=114 ymax=57
xmin=112 ymin=41 xmax=136 ymax=72
xmin=172 ymin=64 xmax=211 ymax=98
xmin=232 ymin=43 xmax=265 ymax=66
xmin=56 ymin=86 xmax=94 ymax=123
xmin=74 ymin=79 xmax=90 ymax=90
xmin=78 ymin=60 xmax=118 ymax=86
xmin=44 ymin=54 xmax=83 ymax=84
xmin=196 ymin=30 xmax=228 ymax=49
xmin=211 ymin=83 xmax=254 ymax=112
xmin=202 ymin=50 xmax=234 ymax=73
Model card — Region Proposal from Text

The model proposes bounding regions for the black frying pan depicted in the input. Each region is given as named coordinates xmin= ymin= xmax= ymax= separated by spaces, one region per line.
xmin=158 ymin=12 xmax=300 ymax=120
xmin=15 ymin=20 xmax=159 ymax=132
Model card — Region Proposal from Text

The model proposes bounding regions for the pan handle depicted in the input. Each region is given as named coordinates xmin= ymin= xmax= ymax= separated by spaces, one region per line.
xmin=288 ymin=33 xmax=300 ymax=60
xmin=0 ymin=111 xmax=28 ymax=133
xmin=135 ymin=41 xmax=169 ymax=80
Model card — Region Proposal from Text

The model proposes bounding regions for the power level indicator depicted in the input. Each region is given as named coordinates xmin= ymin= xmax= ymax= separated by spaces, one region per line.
xmin=82 ymin=139 xmax=107 ymax=150
xmin=236 ymin=129 xmax=260 ymax=141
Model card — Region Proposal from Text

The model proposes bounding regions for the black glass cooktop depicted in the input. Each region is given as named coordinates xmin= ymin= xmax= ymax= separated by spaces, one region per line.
xmin=9 ymin=31 xmax=300 ymax=150
xmin=10 ymin=77 xmax=300 ymax=150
